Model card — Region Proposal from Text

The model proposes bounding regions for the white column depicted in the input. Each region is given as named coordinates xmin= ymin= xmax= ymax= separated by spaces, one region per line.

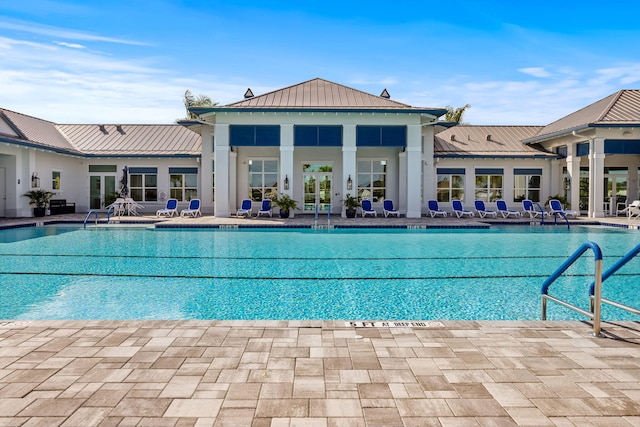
xmin=342 ymin=125 xmax=357 ymax=217
xmin=214 ymin=124 xmax=230 ymax=217
xmin=280 ymin=124 xmax=295 ymax=216
xmin=589 ymin=137 xmax=605 ymax=217
xmin=405 ymin=125 xmax=422 ymax=218
xmin=422 ymin=126 xmax=435 ymax=207
xmin=199 ymin=125 xmax=214 ymax=215
xmin=566 ymin=143 xmax=581 ymax=214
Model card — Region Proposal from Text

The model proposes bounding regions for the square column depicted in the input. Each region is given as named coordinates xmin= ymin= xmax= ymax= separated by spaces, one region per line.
xmin=422 ymin=126 xmax=435 ymax=205
xmin=199 ymin=125 xmax=214 ymax=215
xmin=405 ymin=125 xmax=422 ymax=218
xmin=280 ymin=124 xmax=295 ymax=216
xmin=214 ymin=124 xmax=230 ymax=217
xmin=566 ymin=143 xmax=581 ymax=214
xmin=588 ymin=137 xmax=605 ymax=218
xmin=342 ymin=125 xmax=357 ymax=217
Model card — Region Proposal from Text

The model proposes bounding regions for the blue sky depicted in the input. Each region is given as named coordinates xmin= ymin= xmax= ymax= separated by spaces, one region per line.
xmin=2 ymin=0 xmax=639 ymax=125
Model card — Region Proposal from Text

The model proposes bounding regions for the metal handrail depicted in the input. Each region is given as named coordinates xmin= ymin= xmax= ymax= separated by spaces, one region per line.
xmin=83 ymin=210 xmax=99 ymax=229
xmin=541 ymin=241 xmax=603 ymax=336
xmin=534 ymin=202 xmax=546 ymax=225
xmin=550 ymin=211 xmax=570 ymax=229
xmin=588 ymin=243 xmax=640 ymax=317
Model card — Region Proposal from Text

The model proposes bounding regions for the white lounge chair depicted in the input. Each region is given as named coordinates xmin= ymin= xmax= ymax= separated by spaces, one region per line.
xmin=474 ymin=200 xmax=497 ymax=218
xmin=496 ymin=200 xmax=521 ymax=218
xmin=236 ymin=199 xmax=252 ymax=217
xmin=620 ymin=200 xmax=640 ymax=219
xmin=522 ymin=199 xmax=547 ymax=218
xmin=156 ymin=198 xmax=178 ymax=217
xmin=452 ymin=199 xmax=474 ymax=218
xmin=256 ymin=199 xmax=272 ymax=217
xmin=180 ymin=199 xmax=201 ymax=217
xmin=382 ymin=199 xmax=400 ymax=217
xmin=361 ymin=199 xmax=377 ymax=217
xmin=427 ymin=200 xmax=447 ymax=218
xmin=548 ymin=199 xmax=578 ymax=218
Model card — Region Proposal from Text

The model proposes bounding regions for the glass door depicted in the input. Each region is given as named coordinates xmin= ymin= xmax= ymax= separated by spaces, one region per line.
xmin=604 ymin=168 xmax=628 ymax=215
xmin=90 ymin=174 xmax=117 ymax=210
xmin=302 ymin=164 xmax=332 ymax=212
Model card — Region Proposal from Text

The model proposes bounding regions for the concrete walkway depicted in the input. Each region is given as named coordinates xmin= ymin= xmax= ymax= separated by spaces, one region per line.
xmin=0 ymin=320 xmax=639 ymax=426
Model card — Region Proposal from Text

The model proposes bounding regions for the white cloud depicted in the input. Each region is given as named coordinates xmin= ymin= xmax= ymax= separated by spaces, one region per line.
xmin=518 ymin=67 xmax=551 ymax=78
xmin=54 ymin=41 xmax=86 ymax=49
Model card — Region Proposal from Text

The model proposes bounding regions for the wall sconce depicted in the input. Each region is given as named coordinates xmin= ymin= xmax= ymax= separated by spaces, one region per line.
xmin=564 ymin=176 xmax=571 ymax=191
xmin=31 ymin=173 xmax=40 ymax=188
xmin=283 ymin=175 xmax=289 ymax=190
xmin=347 ymin=175 xmax=353 ymax=191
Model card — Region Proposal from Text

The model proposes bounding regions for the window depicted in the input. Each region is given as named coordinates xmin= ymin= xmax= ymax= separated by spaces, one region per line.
xmin=513 ymin=169 xmax=542 ymax=202
xmin=475 ymin=169 xmax=503 ymax=202
xmin=129 ymin=167 xmax=157 ymax=202
xmin=357 ymin=160 xmax=386 ymax=202
xmin=169 ymin=167 xmax=198 ymax=201
xmin=51 ymin=171 xmax=61 ymax=191
xmin=249 ymin=159 xmax=278 ymax=201
xmin=436 ymin=169 xmax=465 ymax=202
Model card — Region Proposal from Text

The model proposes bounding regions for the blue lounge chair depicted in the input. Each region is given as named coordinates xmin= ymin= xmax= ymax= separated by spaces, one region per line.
xmin=548 ymin=199 xmax=578 ymax=218
xmin=236 ymin=199 xmax=252 ymax=217
xmin=156 ymin=198 xmax=178 ymax=217
xmin=496 ymin=200 xmax=521 ymax=218
xmin=452 ymin=199 xmax=474 ymax=218
xmin=522 ymin=199 xmax=547 ymax=218
xmin=474 ymin=200 xmax=497 ymax=218
xmin=427 ymin=200 xmax=447 ymax=217
xmin=180 ymin=199 xmax=201 ymax=217
xmin=257 ymin=199 xmax=272 ymax=217
xmin=383 ymin=199 xmax=400 ymax=217
xmin=361 ymin=199 xmax=377 ymax=217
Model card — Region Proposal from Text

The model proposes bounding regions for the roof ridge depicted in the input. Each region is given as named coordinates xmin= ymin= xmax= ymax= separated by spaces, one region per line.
xmin=595 ymin=89 xmax=625 ymax=122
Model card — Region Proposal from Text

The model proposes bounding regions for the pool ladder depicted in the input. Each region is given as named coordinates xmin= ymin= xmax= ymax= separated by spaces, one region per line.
xmin=313 ymin=204 xmax=333 ymax=229
xmin=83 ymin=206 xmax=113 ymax=229
xmin=541 ymin=241 xmax=640 ymax=336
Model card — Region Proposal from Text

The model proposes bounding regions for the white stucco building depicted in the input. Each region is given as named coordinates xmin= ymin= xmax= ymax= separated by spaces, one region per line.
xmin=1 ymin=78 xmax=639 ymax=219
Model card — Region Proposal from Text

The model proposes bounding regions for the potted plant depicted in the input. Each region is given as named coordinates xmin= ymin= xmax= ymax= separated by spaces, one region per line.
xmin=273 ymin=193 xmax=298 ymax=218
xmin=343 ymin=194 xmax=360 ymax=218
xmin=23 ymin=189 xmax=54 ymax=217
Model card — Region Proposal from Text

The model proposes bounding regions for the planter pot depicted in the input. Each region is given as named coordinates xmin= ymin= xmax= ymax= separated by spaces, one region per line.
xmin=33 ymin=207 xmax=46 ymax=217
xmin=346 ymin=208 xmax=356 ymax=218
xmin=279 ymin=210 xmax=290 ymax=219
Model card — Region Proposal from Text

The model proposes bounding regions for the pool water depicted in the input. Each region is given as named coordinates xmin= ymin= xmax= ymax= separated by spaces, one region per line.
xmin=0 ymin=225 xmax=638 ymax=320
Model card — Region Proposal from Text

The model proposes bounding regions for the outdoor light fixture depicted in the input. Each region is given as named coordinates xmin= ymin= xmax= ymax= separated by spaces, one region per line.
xmin=283 ymin=175 xmax=289 ymax=190
xmin=31 ymin=173 xmax=40 ymax=188
xmin=564 ymin=176 xmax=571 ymax=190
xmin=347 ymin=175 xmax=353 ymax=190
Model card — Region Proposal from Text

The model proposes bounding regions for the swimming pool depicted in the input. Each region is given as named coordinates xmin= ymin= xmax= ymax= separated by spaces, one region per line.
xmin=0 ymin=225 xmax=638 ymax=320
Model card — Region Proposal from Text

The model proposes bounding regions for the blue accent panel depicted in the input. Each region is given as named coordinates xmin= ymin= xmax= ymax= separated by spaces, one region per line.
xmin=129 ymin=167 xmax=157 ymax=174
xmin=356 ymin=126 xmax=406 ymax=147
xmin=382 ymin=126 xmax=407 ymax=146
xmin=514 ymin=168 xmax=542 ymax=175
xmin=556 ymin=146 xmax=567 ymax=158
xmin=294 ymin=125 xmax=342 ymax=146
xmin=230 ymin=125 xmax=280 ymax=146
xmin=318 ymin=125 xmax=342 ymax=146
xmin=475 ymin=168 xmax=503 ymax=175
xmin=255 ymin=125 xmax=280 ymax=146
xmin=169 ymin=167 xmax=198 ymax=174
xmin=604 ymin=139 xmax=640 ymax=154
xmin=576 ymin=142 xmax=589 ymax=157
xmin=437 ymin=168 xmax=465 ymax=175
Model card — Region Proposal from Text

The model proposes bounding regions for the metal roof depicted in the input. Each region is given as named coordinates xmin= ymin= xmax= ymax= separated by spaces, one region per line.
xmin=1 ymin=109 xmax=80 ymax=154
xmin=435 ymin=125 xmax=556 ymax=158
xmin=58 ymin=124 xmax=201 ymax=156
xmin=191 ymin=78 xmax=448 ymax=116
xmin=525 ymin=90 xmax=640 ymax=143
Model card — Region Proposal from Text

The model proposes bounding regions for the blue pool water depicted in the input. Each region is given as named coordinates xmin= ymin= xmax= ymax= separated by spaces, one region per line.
xmin=0 ymin=225 xmax=638 ymax=320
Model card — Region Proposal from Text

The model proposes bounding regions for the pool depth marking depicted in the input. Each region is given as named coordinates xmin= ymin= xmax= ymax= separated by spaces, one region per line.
xmin=347 ymin=321 xmax=445 ymax=328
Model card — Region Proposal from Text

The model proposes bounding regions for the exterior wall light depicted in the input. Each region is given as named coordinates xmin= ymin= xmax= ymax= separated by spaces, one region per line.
xmin=284 ymin=175 xmax=289 ymax=190
xmin=31 ymin=173 xmax=40 ymax=188
xmin=347 ymin=175 xmax=353 ymax=190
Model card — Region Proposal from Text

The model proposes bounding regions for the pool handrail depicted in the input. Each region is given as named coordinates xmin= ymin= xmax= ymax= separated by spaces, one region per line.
xmin=541 ymin=241 xmax=603 ymax=336
xmin=588 ymin=243 xmax=640 ymax=318
xmin=534 ymin=202 xmax=546 ymax=225
xmin=83 ymin=207 xmax=113 ymax=229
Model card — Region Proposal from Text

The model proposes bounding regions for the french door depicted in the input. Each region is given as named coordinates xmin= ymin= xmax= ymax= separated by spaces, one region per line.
xmin=89 ymin=174 xmax=117 ymax=210
xmin=302 ymin=164 xmax=332 ymax=212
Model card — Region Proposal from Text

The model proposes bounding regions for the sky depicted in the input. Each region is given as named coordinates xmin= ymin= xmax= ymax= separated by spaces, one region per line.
xmin=1 ymin=0 xmax=640 ymax=125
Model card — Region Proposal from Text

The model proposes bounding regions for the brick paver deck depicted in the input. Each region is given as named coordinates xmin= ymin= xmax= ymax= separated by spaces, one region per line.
xmin=0 ymin=320 xmax=639 ymax=426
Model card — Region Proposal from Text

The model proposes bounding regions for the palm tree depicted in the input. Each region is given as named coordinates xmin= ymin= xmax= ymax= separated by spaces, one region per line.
xmin=183 ymin=90 xmax=218 ymax=119
xmin=445 ymin=104 xmax=471 ymax=123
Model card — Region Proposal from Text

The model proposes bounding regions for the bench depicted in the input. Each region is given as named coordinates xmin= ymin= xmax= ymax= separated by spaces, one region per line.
xmin=49 ymin=199 xmax=76 ymax=215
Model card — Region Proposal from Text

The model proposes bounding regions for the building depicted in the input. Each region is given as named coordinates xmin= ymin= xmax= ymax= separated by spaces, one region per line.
xmin=1 ymin=78 xmax=639 ymax=219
